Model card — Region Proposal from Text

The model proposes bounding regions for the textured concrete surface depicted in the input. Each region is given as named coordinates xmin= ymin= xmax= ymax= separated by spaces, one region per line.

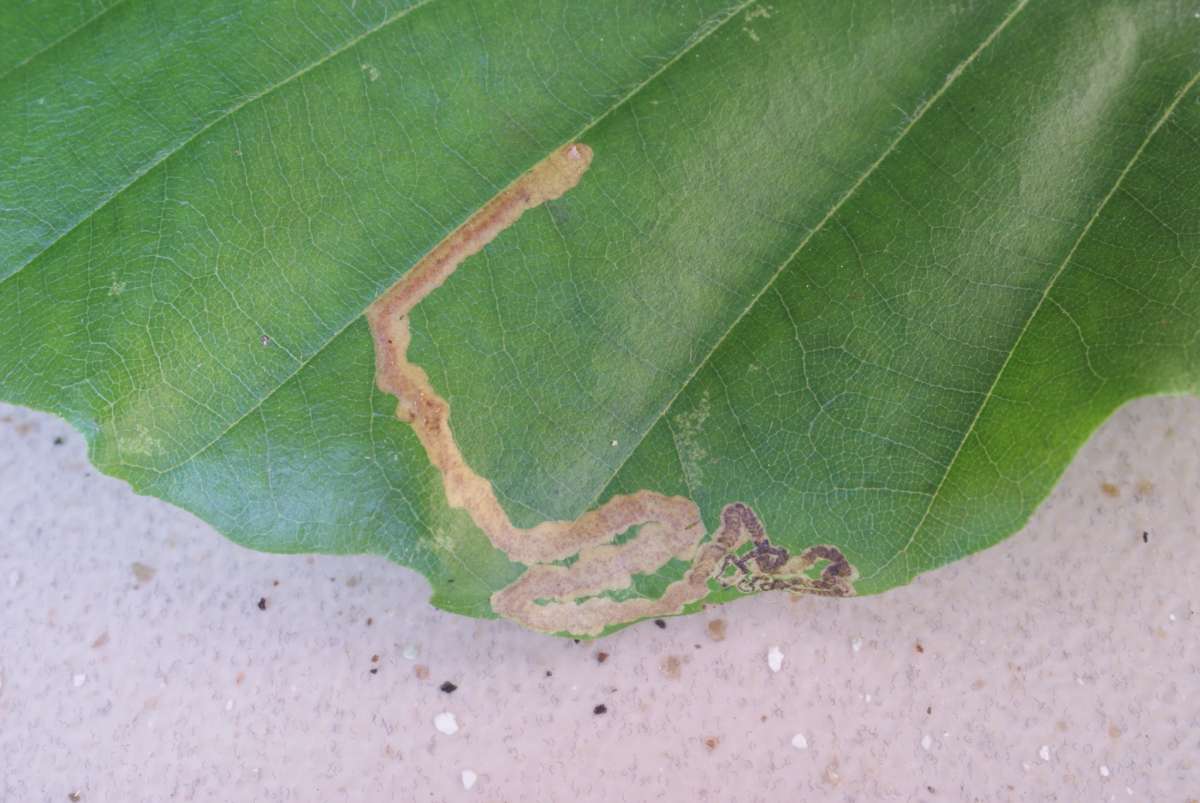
xmin=1 ymin=397 xmax=1197 ymax=803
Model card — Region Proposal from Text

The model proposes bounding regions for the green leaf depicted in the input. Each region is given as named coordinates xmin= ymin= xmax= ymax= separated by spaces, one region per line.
xmin=2 ymin=0 xmax=1198 ymax=635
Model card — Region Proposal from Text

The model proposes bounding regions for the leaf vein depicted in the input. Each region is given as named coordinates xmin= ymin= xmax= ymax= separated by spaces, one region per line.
xmin=0 ymin=0 xmax=132 ymax=82
xmin=0 ymin=0 xmax=439 ymax=285
xmin=589 ymin=0 xmax=1033 ymax=512
xmin=148 ymin=0 xmax=759 ymax=475
xmin=865 ymin=67 xmax=1200 ymax=582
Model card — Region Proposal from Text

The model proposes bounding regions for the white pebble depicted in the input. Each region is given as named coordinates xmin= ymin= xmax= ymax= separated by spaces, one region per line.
xmin=610 ymin=439 xmax=618 ymax=447
xmin=851 ymin=637 xmax=863 ymax=653
xmin=7 ymin=570 xmax=19 ymax=588
xmin=767 ymin=645 xmax=784 ymax=673
xmin=1039 ymin=744 xmax=1051 ymax=762
xmin=1099 ymin=765 xmax=1110 ymax=778
xmin=225 ymin=699 xmax=234 ymax=712
xmin=434 ymin=712 xmax=459 ymax=735
xmin=791 ymin=733 xmax=808 ymax=750
xmin=72 ymin=673 xmax=86 ymax=688
xmin=1169 ymin=613 xmax=1177 ymax=622
xmin=461 ymin=769 xmax=477 ymax=790
xmin=402 ymin=644 xmax=419 ymax=660
xmin=921 ymin=733 xmax=932 ymax=751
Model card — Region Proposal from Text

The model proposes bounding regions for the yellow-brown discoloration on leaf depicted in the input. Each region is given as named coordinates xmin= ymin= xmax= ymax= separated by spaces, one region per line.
xmin=368 ymin=144 xmax=856 ymax=636
xmin=491 ymin=502 xmax=751 ymax=635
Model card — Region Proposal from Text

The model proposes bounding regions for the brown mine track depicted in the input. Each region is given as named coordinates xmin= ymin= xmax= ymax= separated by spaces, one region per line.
xmin=366 ymin=144 xmax=856 ymax=635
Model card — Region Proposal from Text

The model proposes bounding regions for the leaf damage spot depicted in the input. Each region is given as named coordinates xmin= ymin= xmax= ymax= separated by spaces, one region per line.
xmin=742 ymin=3 xmax=774 ymax=41
xmin=745 ymin=4 xmax=774 ymax=21
xmin=121 ymin=424 xmax=161 ymax=456
xmin=368 ymin=143 xmax=856 ymax=635
xmin=717 ymin=505 xmax=857 ymax=596
xmin=671 ymin=392 xmax=711 ymax=488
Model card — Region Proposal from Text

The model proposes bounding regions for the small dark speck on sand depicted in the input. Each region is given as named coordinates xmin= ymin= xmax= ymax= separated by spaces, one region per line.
xmin=545 ymin=670 xmax=553 ymax=677
xmin=54 ymin=436 xmax=64 ymax=446
xmin=654 ymin=619 xmax=667 ymax=629
xmin=440 ymin=681 xmax=457 ymax=694
xmin=369 ymin=668 xmax=379 ymax=675
xmin=257 ymin=597 xmax=267 ymax=611
xmin=596 ymin=652 xmax=609 ymax=664
xmin=1143 ymin=531 xmax=1149 ymax=543
xmin=593 ymin=704 xmax=607 ymax=715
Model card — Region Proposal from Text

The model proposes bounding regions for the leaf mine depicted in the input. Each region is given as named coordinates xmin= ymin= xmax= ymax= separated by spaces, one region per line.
xmin=367 ymin=144 xmax=856 ymax=635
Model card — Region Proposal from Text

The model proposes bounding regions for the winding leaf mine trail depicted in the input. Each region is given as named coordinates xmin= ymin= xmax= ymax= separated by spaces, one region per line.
xmin=367 ymin=144 xmax=856 ymax=635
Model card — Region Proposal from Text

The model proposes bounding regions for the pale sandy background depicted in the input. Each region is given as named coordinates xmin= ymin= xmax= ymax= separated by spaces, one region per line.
xmin=1 ymin=396 xmax=1197 ymax=803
